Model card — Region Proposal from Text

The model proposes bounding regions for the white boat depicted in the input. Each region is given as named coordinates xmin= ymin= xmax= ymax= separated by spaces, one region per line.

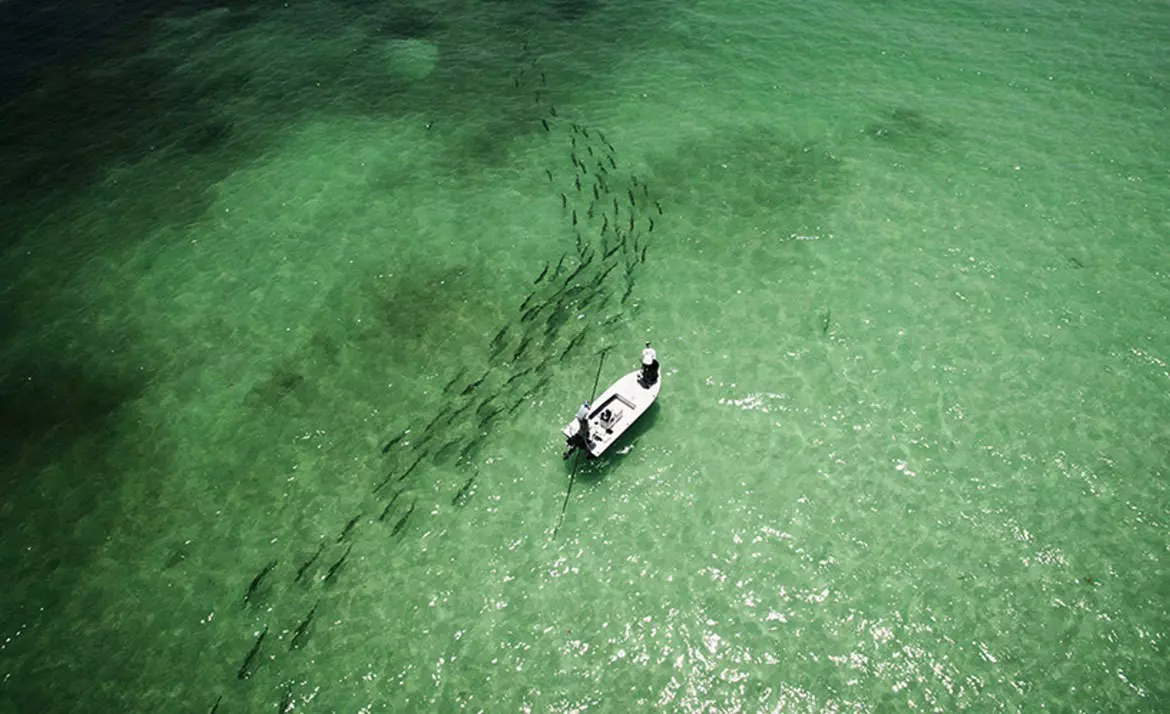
xmin=562 ymin=354 xmax=661 ymax=459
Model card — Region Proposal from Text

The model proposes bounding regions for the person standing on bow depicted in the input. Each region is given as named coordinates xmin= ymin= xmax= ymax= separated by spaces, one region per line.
xmin=640 ymin=342 xmax=659 ymax=387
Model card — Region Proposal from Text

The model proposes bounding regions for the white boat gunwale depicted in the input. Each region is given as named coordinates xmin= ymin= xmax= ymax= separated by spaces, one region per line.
xmin=562 ymin=367 xmax=660 ymax=458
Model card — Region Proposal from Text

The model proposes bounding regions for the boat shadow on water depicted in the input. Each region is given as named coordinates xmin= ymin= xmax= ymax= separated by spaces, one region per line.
xmin=568 ymin=400 xmax=662 ymax=485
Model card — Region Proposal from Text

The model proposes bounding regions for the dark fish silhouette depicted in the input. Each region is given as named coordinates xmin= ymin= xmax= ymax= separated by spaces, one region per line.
xmin=452 ymin=472 xmax=478 ymax=506
xmin=561 ymin=192 xmax=567 ymax=208
xmin=534 ymin=262 xmax=550 ymax=284
xmin=505 ymin=367 xmax=534 ymax=386
xmin=237 ymin=626 xmax=268 ymax=680
xmin=244 ymin=560 xmax=277 ymax=606
xmin=545 ymin=169 xmax=553 ymax=182
xmin=560 ymin=330 xmax=588 ymax=360
xmin=289 ymin=600 xmax=320 ymax=651
xmin=513 ymin=335 xmax=533 ymax=360
xmin=640 ymin=246 xmax=648 ymax=264
xmin=478 ymin=405 xmax=501 ymax=427
xmin=608 ymin=155 xmax=617 ymax=169
xmin=381 ymin=431 xmax=407 ymax=454
xmin=337 ymin=512 xmax=362 ymax=543
xmin=572 ymin=209 xmax=577 ymax=226
xmin=443 ymin=368 xmax=468 ymax=395
xmin=460 ymin=372 xmax=488 ymax=396
xmin=552 ymin=253 xmax=567 ymax=281
xmin=457 ymin=439 xmax=480 ymax=465
xmin=549 ymin=105 xmax=558 ymax=117
xmin=392 ymin=500 xmax=418 ymax=536
xmin=295 ymin=543 xmax=325 ymax=583
xmin=655 ymin=200 xmax=663 ymax=215
xmin=322 ymin=544 xmax=352 ymax=583
xmin=541 ymin=119 xmax=550 ymax=132
xmin=209 ymin=696 xmax=222 ymax=714
xmin=279 ymin=682 xmax=294 ymax=712
xmin=820 ymin=308 xmax=832 ymax=335
xmin=379 ymin=491 xmax=403 ymax=521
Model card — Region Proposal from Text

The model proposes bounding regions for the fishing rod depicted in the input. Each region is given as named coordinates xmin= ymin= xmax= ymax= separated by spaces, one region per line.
xmin=553 ymin=346 xmax=610 ymax=539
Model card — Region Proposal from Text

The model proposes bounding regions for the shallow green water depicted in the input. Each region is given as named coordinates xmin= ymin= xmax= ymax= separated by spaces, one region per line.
xmin=1 ymin=0 xmax=1167 ymax=711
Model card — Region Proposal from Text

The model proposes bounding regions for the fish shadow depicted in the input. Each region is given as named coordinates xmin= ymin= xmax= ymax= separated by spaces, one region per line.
xmin=571 ymin=401 xmax=662 ymax=484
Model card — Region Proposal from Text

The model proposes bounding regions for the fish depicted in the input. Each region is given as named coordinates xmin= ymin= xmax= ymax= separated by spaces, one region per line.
xmin=378 ymin=491 xmax=403 ymax=521
xmin=551 ymin=253 xmax=567 ymax=281
xmin=545 ymin=169 xmax=553 ymax=182
xmin=534 ymin=262 xmax=550 ymax=284
xmin=289 ymin=600 xmax=320 ymax=651
xmin=457 ymin=439 xmax=480 ymax=465
xmin=627 ymin=189 xmax=636 ymax=206
xmin=381 ymin=431 xmax=407 ymax=454
xmin=244 ymin=559 xmax=278 ymax=606
xmin=337 ymin=512 xmax=362 ymax=543
xmin=575 ymin=175 xmax=581 ymax=191
xmin=322 ymin=544 xmax=352 ymax=583
xmin=477 ymin=406 xmax=501 ymax=428
xmin=629 ymin=215 xmax=635 ymax=232
xmin=572 ymin=209 xmax=577 ymax=226
xmin=209 ymin=696 xmax=223 ymax=714
xmin=570 ymin=152 xmax=579 ymax=168
xmin=592 ymin=262 xmax=618 ymax=287
xmin=582 ymin=127 xmax=590 ymax=139
xmin=392 ymin=500 xmax=418 ymax=536
xmin=648 ymin=218 xmax=655 ymax=232
xmin=452 ymin=472 xmax=478 ymax=506
xmin=512 ymin=335 xmax=533 ymax=361
xmin=655 ymin=200 xmax=663 ymax=215
xmin=608 ymin=155 xmax=617 ymax=169
xmin=521 ymin=303 xmax=543 ymax=323
xmin=621 ymin=282 xmax=635 ymax=304
xmin=640 ymin=245 xmax=648 ymax=264
xmin=505 ymin=367 xmax=534 ymax=386
xmin=442 ymin=368 xmax=468 ymax=395
xmin=820 ymin=308 xmax=832 ymax=335
xmin=541 ymin=119 xmax=550 ymax=132
xmin=534 ymin=90 xmax=542 ymax=103
xmin=295 ymin=543 xmax=326 ymax=583
xmin=278 ymin=682 xmax=295 ymax=713
xmin=604 ymin=241 xmax=622 ymax=260
xmin=560 ymin=330 xmax=588 ymax=360
xmin=593 ymin=184 xmax=599 ymax=201
xmin=491 ymin=325 xmax=509 ymax=349
xmin=461 ymin=371 xmax=489 ymax=396
xmin=237 ymin=626 xmax=268 ymax=680
xmin=601 ymin=214 xmax=609 ymax=234
xmin=561 ymin=192 xmax=567 ymax=208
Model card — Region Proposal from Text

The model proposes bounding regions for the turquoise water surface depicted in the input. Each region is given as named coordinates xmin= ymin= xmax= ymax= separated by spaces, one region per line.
xmin=1 ymin=0 xmax=1167 ymax=711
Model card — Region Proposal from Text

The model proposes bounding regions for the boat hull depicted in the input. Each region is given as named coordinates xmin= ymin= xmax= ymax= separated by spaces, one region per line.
xmin=563 ymin=369 xmax=660 ymax=457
